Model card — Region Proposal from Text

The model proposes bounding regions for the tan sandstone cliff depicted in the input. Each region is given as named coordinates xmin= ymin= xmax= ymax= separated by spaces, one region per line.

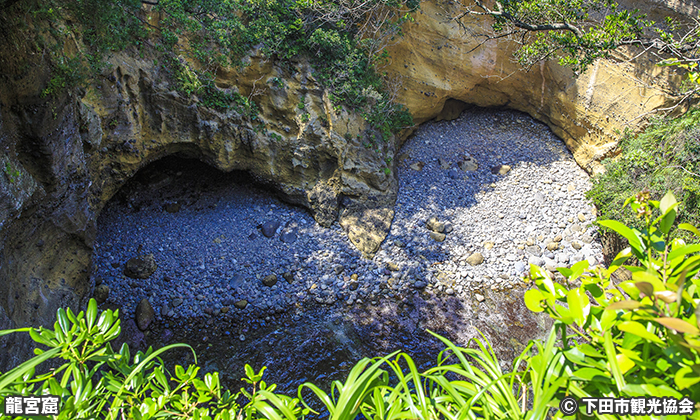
xmin=386 ymin=0 xmax=698 ymax=173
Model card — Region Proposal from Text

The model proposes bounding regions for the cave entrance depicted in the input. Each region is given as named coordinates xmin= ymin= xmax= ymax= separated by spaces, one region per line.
xmin=91 ymin=154 xmax=325 ymax=323
xmin=88 ymin=154 xmax=460 ymax=396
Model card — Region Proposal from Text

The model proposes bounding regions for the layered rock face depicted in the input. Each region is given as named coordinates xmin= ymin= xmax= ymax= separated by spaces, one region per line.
xmin=0 ymin=0 xmax=696 ymax=369
xmin=386 ymin=0 xmax=698 ymax=173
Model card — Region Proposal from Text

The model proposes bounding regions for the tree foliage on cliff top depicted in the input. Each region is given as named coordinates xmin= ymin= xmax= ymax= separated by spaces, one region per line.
xmin=2 ymin=0 xmax=416 ymax=136
xmin=587 ymin=109 xmax=700 ymax=238
xmin=459 ymin=0 xmax=700 ymax=99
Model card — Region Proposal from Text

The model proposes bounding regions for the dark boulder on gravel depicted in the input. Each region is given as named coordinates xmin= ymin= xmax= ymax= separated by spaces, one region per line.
xmin=124 ymin=254 xmax=157 ymax=279
xmin=94 ymin=284 xmax=110 ymax=304
xmin=135 ymin=298 xmax=155 ymax=331
xmin=261 ymin=221 xmax=280 ymax=238
xmin=262 ymin=274 xmax=278 ymax=287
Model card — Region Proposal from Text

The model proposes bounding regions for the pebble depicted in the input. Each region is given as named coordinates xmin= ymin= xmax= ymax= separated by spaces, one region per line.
xmin=528 ymin=256 xmax=544 ymax=267
xmin=261 ymin=221 xmax=280 ymax=238
xmin=426 ymin=216 xmax=445 ymax=233
xmin=280 ymin=231 xmax=297 ymax=243
xmin=135 ymin=298 xmax=155 ymax=331
xmin=430 ymin=232 xmax=446 ymax=242
xmin=466 ymin=253 xmax=484 ymax=266
xmin=90 ymin=109 xmax=604 ymax=320
xmin=94 ymin=284 xmax=109 ymax=304
xmin=262 ymin=274 xmax=278 ymax=287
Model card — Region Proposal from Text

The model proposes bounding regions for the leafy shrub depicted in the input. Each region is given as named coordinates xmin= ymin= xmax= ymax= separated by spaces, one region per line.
xmin=525 ymin=190 xmax=700 ymax=417
xmin=587 ymin=109 xmax=700 ymax=237
xmin=0 ymin=301 xmax=306 ymax=419
xmin=0 ymin=302 xmax=581 ymax=419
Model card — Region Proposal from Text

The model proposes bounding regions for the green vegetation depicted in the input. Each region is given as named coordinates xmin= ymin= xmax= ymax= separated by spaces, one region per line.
xmin=2 ymin=192 xmax=699 ymax=418
xmin=525 ymin=191 xmax=700 ymax=417
xmin=3 ymin=161 xmax=21 ymax=184
xmin=461 ymin=0 xmax=700 ymax=81
xmin=587 ymin=110 xmax=700 ymax=235
xmin=5 ymin=0 xmax=415 ymax=138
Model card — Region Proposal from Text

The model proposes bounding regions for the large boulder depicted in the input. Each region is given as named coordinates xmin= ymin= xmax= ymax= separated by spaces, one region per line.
xmin=135 ymin=298 xmax=155 ymax=331
xmin=124 ymin=254 xmax=158 ymax=279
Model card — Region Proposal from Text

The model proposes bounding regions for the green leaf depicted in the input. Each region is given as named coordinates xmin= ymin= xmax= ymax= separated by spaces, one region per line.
xmin=632 ymin=271 xmax=664 ymax=292
xmin=111 ymin=343 xmax=195 ymax=412
xmin=245 ymin=364 xmax=254 ymax=381
xmin=678 ymin=223 xmax=700 ymax=237
xmin=0 ymin=327 xmax=31 ymax=338
xmin=607 ymin=247 xmax=632 ymax=276
xmin=86 ymin=298 xmax=97 ymax=331
xmin=524 ymin=289 xmax=545 ymax=312
xmin=567 ymin=288 xmax=590 ymax=327
xmin=674 ymin=366 xmax=700 ymax=389
xmin=668 ymin=244 xmax=700 ymax=262
xmin=57 ymin=308 xmax=70 ymax=334
xmin=569 ymin=259 xmax=590 ymax=280
xmin=616 ymin=353 xmax=635 ymax=374
xmin=577 ymin=344 xmax=605 ymax=358
xmin=598 ymin=220 xmax=644 ymax=258
xmin=572 ymin=367 xmax=610 ymax=381
xmin=659 ymin=208 xmax=676 ymax=234
xmin=0 ymin=347 xmax=61 ymax=389
xmin=659 ymin=190 xmax=678 ymax=215
xmin=618 ymin=321 xmax=664 ymax=344
xmin=603 ymin=330 xmax=625 ymax=392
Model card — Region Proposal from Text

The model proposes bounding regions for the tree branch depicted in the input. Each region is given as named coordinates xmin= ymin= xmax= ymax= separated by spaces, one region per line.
xmin=464 ymin=0 xmax=584 ymax=38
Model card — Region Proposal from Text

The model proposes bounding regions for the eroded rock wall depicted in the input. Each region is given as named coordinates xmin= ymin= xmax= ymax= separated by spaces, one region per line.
xmin=386 ymin=0 xmax=698 ymax=173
